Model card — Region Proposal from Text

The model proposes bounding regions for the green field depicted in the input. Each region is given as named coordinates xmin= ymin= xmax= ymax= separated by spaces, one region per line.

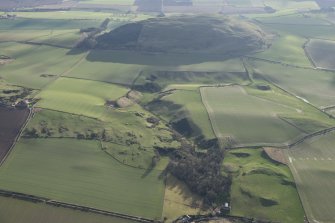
xmin=286 ymin=132 xmax=335 ymax=223
xmin=36 ymin=77 xmax=129 ymax=119
xmin=223 ymin=148 xmax=304 ymax=223
xmin=0 ymin=196 xmax=136 ymax=223
xmin=0 ymin=43 xmax=85 ymax=89
xmin=249 ymin=59 xmax=335 ymax=108
xmin=253 ymin=33 xmax=312 ymax=67
xmin=305 ymin=39 xmax=335 ymax=70
xmin=0 ymin=138 xmax=165 ymax=219
xmin=201 ymin=85 xmax=334 ymax=147
xmin=147 ymin=88 xmax=215 ymax=140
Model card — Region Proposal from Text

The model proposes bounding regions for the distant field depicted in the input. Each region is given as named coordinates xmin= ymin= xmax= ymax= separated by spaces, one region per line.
xmin=0 ymin=43 xmax=84 ymax=89
xmin=0 ymin=196 xmax=135 ymax=223
xmin=305 ymin=39 xmax=335 ymax=70
xmin=65 ymin=51 xmax=145 ymax=85
xmin=0 ymin=18 xmax=102 ymax=30
xmin=201 ymin=85 xmax=334 ymax=147
xmin=261 ymin=23 xmax=335 ymax=40
xmin=36 ymin=77 xmax=129 ymax=120
xmin=67 ymin=51 xmax=246 ymax=86
xmin=286 ymin=132 xmax=335 ymax=223
xmin=223 ymin=148 xmax=304 ymax=223
xmin=253 ymin=33 xmax=311 ymax=67
xmin=249 ymin=59 xmax=335 ymax=108
xmin=257 ymin=13 xmax=331 ymax=25
xmin=0 ymin=138 xmax=165 ymax=219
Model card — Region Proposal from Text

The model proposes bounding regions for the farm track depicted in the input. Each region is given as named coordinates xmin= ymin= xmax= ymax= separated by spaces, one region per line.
xmin=0 ymin=189 xmax=157 ymax=223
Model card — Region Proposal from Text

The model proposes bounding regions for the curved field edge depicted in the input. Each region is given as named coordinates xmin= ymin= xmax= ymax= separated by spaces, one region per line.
xmin=0 ymin=138 xmax=165 ymax=219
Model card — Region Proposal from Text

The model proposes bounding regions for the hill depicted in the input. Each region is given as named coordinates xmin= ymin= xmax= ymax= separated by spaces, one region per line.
xmin=95 ymin=15 xmax=267 ymax=55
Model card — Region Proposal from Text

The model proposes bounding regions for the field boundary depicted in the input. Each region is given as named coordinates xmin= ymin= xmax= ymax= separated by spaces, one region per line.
xmin=0 ymin=189 xmax=158 ymax=223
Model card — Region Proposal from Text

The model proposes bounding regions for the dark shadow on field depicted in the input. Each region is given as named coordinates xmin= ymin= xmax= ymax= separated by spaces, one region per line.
xmin=66 ymin=48 xmax=89 ymax=55
xmin=85 ymin=49 xmax=234 ymax=66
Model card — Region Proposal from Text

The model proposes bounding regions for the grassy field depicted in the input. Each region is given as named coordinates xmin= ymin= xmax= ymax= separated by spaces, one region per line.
xmin=257 ymin=13 xmax=331 ymax=25
xmin=249 ymin=59 xmax=335 ymax=108
xmin=253 ymin=33 xmax=312 ymax=67
xmin=162 ymin=175 xmax=205 ymax=222
xmin=36 ymin=77 xmax=129 ymax=119
xmin=0 ymin=138 xmax=165 ymax=219
xmin=0 ymin=43 xmax=85 ymax=89
xmin=223 ymin=148 xmax=304 ymax=223
xmin=305 ymin=39 xmax=335 ymax=70
xmin=200 ymin=85 xmax=334 ymax=147
xmin=147 ymin=88 xmax=215 ymax=140
xmin=0 ymin=196 xmax=136 ymax=223
xmin=286 ymin=132 xmax=335 ymax=223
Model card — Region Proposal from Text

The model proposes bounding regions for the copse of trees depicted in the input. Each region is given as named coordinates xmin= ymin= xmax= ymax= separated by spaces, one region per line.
xmin=167 ymin=144 xmax=231 ymax=206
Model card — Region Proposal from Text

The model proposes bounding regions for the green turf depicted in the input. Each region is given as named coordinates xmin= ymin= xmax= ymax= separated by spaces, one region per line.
xmin=223 ymin=148 xmax=304 ymax=223
xmin=286 ymin=132 xmax=335 ymax=223
xmin=0 ymin=196 xmax=136 ymax=223
xmin=0 ymin=138 xmax=165 ymax=219
xmin=305 ymin=39 xmax=335 ymax=70
xmin=249 ymin=59 xmax=335 ymax=108
xmin=201 ymin=85 xmax=334 ymax=147
xmin=0 ymin=43 xmax=85 ymax=89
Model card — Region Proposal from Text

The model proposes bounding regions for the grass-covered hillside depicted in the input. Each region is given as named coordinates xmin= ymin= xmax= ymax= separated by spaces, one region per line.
xmin=96 ymin=15 xmax=268 ymax=55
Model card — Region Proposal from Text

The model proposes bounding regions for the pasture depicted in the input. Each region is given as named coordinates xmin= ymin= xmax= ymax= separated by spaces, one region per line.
xmin=0 ymin=196 xmax=135 ymax=223
xmin=223 ymin=148 xmax=304 ymax=223
xmin=162 ymin=175 xmax=204 ymax=222
xmin=36 ymin=77 xmax=129 ymax=120
xmin=147 ymin=88 xmax=215 ymax=140
xmin=0 ymin=138 xmax=165 ymax=219
xmin=249 ymin=59 xmax=335 ymax=108
xmin=305 ymin=39 xmax=335 ymax=70
xmin=0 ymin=43 xmax=85 ymax=89
xmin=253 ymin=33 xmax=312 ymax=67
xmin=286 ymin=132 xmax=335 ymax=223
xmin=200 ymin=85 xmax=334 ymax=147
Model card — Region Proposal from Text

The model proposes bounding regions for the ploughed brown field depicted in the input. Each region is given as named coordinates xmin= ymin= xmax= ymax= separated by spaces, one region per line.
xmin=0 ymin=107 xmax=29 ymax=161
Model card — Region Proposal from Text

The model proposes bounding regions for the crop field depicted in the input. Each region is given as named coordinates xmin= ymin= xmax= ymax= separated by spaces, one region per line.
xmin=200 ymin=85 xmax=335 ymax=147
xmin=0 ymin=107 xmax=29 ymax=161
xmin=223 ymin=148 xmax=304 ymax=223
xmin=36 ymin=77 xmax=129 ymax=119
xmin=256 ymin=13 xmax=332 ymax=25
xmin=0 ymin=138 xmax=165 ymax=219
xmin=286 ymin=132 xmax=335 ymax=223
xmin=0 ymin=43 xmax=85 ymax=89
xmin=0 ymin=196 xmax=136 ymax=223
xmin=249 ymin=59 xmax=335 ymax=108
xmin=305 ymin=39 xmax=335 ymax=70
